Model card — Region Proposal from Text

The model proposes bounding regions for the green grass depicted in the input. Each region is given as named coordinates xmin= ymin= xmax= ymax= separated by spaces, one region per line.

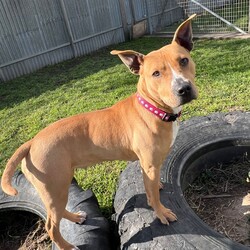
xmin=0 ymin=37 xmax=250 ymax=217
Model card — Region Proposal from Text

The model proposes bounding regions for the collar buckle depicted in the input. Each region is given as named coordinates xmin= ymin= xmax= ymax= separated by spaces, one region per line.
xmin=163 ymin=112 xmax=181 ymax=122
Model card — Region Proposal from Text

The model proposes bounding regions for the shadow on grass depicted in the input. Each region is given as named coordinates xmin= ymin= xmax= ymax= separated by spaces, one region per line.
xmin=0 ymin=37 xmax=172 ymax=110
xmin=0 ymin=37 xmax=249 ymax=110
xmin=0 ymin=51 xmax=117 ymax=110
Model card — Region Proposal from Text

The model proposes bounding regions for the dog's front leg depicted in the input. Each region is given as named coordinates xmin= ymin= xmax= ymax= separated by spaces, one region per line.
xmin=142 ymin=164 xmax=177 ymax=224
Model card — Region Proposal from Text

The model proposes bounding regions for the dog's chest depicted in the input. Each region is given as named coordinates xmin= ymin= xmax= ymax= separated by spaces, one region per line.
xmin=170 ymin=107 xmax=181 ymax=147
xmin=170 ymin=121 xmax=179 ymax=147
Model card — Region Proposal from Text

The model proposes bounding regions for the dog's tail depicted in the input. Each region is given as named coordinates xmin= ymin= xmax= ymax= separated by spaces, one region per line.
xmin=1 ymin=140 xmax=32 ymax=196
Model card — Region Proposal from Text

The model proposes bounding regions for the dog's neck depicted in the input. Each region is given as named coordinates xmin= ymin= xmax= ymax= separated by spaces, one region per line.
xmin=136 ymin=93 xmax=181 ymax=122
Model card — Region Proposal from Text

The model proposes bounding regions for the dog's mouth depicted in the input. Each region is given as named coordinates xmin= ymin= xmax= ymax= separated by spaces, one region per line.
xmin=177 ymin=92 xmax=197 ymax=106
xmin=162 ymin=93 xmax=197 ymax=110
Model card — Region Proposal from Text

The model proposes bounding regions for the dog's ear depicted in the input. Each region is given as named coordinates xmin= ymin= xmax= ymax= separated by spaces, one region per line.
xmin=111 ymin=50 xmax=144 ymax=75
xmin=172 ymin=14 xmax=196 ymax=51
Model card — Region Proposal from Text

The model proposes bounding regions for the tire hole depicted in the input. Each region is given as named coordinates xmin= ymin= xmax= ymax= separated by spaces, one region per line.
xmin=0 ymin=210 xmax=51 ymax=250
xmin=184 ymin=151 xmax=250 ymax=246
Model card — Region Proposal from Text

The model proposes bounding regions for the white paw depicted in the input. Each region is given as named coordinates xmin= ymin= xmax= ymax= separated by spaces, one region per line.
xmin=77 ymin=211 xmax=87 ymax=224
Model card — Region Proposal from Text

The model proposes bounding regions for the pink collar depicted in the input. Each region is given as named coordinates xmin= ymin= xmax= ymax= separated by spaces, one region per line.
xmin=136 ymin=93 xmax=181 ymax=122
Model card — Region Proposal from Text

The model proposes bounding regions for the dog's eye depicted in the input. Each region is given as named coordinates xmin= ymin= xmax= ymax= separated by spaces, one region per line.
xmin=179 ymin=58 xmax=189 ymax=67
xmin=152 ymin=71 xmax=160 ymax=77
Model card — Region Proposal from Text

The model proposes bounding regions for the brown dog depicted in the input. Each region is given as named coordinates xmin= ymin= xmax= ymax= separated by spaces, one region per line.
xmin=1 ymin=15 xmax=197 ymax=250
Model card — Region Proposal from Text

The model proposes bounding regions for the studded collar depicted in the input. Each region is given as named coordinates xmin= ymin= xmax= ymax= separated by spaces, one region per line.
xmin=136 ymin=93 xmax=181 ymax=122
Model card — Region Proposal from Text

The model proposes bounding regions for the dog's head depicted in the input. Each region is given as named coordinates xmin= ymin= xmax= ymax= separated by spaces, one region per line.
xmin=111 ymin=14 xmax=198 ymax=109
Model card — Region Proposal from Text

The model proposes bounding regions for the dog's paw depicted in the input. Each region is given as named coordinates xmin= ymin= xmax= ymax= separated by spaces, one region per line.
xmin=155 ymin=205 xmax=177 ymax=225
xmin=76 ymin=211 xmax=87 ymax=224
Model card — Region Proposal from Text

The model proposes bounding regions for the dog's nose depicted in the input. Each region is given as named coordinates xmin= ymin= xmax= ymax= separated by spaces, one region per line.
xmin=176 ymin=84 xmax=192 ymax=96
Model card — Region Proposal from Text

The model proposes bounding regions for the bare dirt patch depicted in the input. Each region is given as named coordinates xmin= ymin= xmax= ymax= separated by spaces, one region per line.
xmin=0 ymin=211 xmax=51 ymax=250
xmin=185 ymin=157 xmax=250 ymax=247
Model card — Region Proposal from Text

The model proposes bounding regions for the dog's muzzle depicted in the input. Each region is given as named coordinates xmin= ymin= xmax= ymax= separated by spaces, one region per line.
xmin=173 ymin=79 xmax=197 ymax=105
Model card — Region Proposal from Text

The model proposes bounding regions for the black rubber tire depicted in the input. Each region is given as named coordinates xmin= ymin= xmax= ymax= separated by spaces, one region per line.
xmin=0 ymin=171 xmax=110 ymax=250
xmin=114 ymin=111 xmax=250 ymax=250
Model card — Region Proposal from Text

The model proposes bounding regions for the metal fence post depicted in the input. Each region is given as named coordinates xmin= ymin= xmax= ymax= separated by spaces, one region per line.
xmin=145 ymin=0 xmax=153 ymax=34
xmin=118 ymin=0 xmax=130 ymax=40
xmin=58 ymin=0 xmax=76 ymax=57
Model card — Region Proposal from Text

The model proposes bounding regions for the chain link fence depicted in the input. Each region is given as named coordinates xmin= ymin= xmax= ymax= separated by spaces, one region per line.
xmin=167 ymin=0 xmax=250 ymax=34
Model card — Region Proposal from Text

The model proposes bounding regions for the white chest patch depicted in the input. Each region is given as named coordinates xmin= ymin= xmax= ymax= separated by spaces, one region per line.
xmin=171 ymin=121 xmax=179 ymax=147
xmin=170 ymin=106 xmax=182 ymax=147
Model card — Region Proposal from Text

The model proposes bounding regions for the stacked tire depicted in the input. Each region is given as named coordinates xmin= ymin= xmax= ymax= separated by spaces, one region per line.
xmin=114 ymin=112 xmax=250 ymax=250
xmin=0 ymin=171 xmax=110 ymax=250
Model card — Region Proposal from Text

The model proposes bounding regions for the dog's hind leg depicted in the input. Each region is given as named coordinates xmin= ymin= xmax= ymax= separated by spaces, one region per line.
xmin=63 ymin=209 xmax=87 ymax=224
xmin=44 ymin=183 xmax=78 ymax=249
xmin=22 ymin=157 xmax=77 ymax=249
